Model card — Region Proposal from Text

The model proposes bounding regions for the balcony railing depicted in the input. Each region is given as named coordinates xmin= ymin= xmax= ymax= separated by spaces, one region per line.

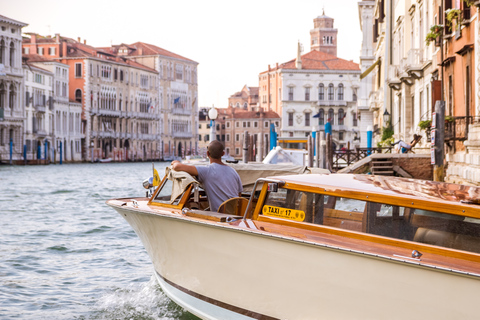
xmin=445 ymin=116 xmax=475 ymax=142
xmin=172 ymin=107 xmax=192 ymax=115
xmin=317 ymin=100 xmax=348 ymax=107
xmin=35 ymin=105 xmax=46 ymax=113
xmin=330 ymin=147 xmax=393 ymax=172
xmin=172 ymin=131 xmax=193 ymax=138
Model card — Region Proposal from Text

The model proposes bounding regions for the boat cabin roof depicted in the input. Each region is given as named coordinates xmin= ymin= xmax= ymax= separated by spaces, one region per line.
xmin=271 ymin=173 xmax=480 ymax=218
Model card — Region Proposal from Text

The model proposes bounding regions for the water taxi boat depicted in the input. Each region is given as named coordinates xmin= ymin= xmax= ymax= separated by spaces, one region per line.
xmin=107 ymin=170 xmax=480 ymax=319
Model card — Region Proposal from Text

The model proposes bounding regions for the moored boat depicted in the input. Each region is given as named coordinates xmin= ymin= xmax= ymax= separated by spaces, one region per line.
xmin=107 ymin=169 xmax=480 ymax=319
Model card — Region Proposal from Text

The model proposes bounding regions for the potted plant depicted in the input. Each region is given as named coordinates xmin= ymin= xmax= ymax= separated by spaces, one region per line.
xmin=378 ymin=123 xmax=394 ymax=148
xmin=425 ymin=25 xmax=443 ymax=45
xmin=464 ymin=0 xmax=475 ymax=6
xmin=446 ymin=8 xmax=462 ymax=32
xmin=418 ymin=119 xmax=432 ymax=140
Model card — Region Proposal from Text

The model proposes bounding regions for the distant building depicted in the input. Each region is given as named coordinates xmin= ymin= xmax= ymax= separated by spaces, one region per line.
xmin=197 ymin=107 xmax=211 ymax=156
xmin=22 ymin=34 xmax=197 ymax=162
xmin=0 ymin=15 xmax=27 ymax=162
xmin=228 ymin=85 xmax=259 ymax=110
xmin=113 ymin=42 xmax=199 ymax=158
xmin=23 ymin=54 xmax=82 ymax=162
xmin=259 ymin=44 xmax=361 ymax=150
xmin=221 ymin=106 xmax=280 ymax=161
xmin=310 ymin=11 xmax=338 ymax=56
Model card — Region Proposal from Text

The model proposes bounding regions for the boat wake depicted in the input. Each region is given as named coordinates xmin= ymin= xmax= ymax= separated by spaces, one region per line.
xmin=91 ymin=275 xmax=197 ymax=320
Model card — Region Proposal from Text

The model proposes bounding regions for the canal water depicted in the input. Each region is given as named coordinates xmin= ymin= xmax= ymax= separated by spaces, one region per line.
xmin=0 ymin=162 xmax=199 ymax=320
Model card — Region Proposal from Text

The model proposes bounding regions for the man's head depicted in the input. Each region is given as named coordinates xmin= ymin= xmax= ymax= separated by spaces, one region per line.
xmin=207 ymin=140 xmax=225 ymax=159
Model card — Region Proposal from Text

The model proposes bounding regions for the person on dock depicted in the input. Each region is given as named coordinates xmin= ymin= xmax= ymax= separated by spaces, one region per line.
xmin=171 ymin=140 xmax=243 ymax=212
xmin=393 ymin=134 xmax=422 ymax=153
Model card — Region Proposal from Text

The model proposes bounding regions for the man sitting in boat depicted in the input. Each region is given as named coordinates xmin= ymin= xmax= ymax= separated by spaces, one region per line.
xmin=171 ymin=140 xmax=243 ymax=212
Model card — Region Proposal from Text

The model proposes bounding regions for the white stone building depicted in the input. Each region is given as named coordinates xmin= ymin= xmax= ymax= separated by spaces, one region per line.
xmin=23 ymin=56 xmax=82 ymax=162
xmin=0 ymin=15 xmax=27 ymax=162
xmin=259 ymin=13 xmax=363 ymax=150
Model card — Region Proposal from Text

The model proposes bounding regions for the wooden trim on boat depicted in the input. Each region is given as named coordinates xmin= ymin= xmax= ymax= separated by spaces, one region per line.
xmin=156 ymin=271 xmax=280 ymax=320
xmin=184 ymin=209 xmax=242 ymax=222
xmin=256 ymin=215 xmax=480 ymax=264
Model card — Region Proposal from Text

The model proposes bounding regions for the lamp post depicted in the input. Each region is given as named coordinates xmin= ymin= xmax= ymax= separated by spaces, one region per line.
xmin=383 ymin=108 xmax=391 ymax=127
xmin=208 ymin=106 xmax=218 ymax=143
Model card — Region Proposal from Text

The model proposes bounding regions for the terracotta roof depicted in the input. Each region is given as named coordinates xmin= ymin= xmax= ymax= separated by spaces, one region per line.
xmin=126 ymin=42 xmax=197 ymax=63
xmin=262 ymin=50 xmax=359 ymax=73
xmin=23 ymin=53 xmax=57 ymax=63
xmin=217 ymin=108 xmax=280 ymax=119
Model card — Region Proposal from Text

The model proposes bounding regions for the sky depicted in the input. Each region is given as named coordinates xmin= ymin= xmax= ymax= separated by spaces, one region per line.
xmin=2 ymin=0 xmax=363 ymax=109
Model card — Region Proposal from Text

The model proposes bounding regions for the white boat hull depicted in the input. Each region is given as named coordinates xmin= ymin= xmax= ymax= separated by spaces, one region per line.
xmin=114 ymin=206 xmax=480 ymax=320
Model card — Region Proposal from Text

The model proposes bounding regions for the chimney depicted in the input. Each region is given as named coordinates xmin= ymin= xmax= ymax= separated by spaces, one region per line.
xmin=77 ymin=37 xmax=81 ymax=43
xmin=55 ymin=33 xmax=60 ymax=43
xmin=62 ymin=41 xmax=67 ymax=57
xmin=84 ymin=40 xmax=86 ymax=45
xmin=31 ymin=34 xmax=37 ymax=44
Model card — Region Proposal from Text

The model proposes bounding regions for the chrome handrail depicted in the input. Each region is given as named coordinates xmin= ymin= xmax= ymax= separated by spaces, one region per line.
xmin=242 ymin=178 xmax=286 ymax=220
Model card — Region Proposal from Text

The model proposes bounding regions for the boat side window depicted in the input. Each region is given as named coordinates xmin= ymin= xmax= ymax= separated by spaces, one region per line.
xmin=322 ymin=196 xmax=366 ymax=232
xmin=262 ymin=189 xmax=480 ymax=254
xmin=262 ymin=188 xmax=320 ymax=223
xmin=152 ymin=178 xmax=181 ymax=205
xmin=365 ymin=203 xmax=480 ymax=254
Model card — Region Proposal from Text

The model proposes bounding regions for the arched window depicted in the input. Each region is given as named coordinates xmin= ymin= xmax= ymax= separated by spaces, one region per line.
xmin=328 ymin=84 xmax=334 ymax=100
xmin=0 ymin=40 xmax=5 ymax=64
xmin=338 ymin=108 xmax=345 ymax=125
xmin=318 ymin=108 xmax=325 ymax=125
xmin=75 ymin=89 xmax=82 ymax=103
xmin=328 ymin=108 xmax=334 ymax=123
xmin=9 ymin=42 xmax=15 ymax=67
xmin=9 ymin=84 xmax=15 ymax=109
xmin=337 ymin=83 xmax=344 ymax=100
xmin=318 ymin=84 xmax=324 ymax=100
xmin=243 ymin=102 xmax=247 ymax=109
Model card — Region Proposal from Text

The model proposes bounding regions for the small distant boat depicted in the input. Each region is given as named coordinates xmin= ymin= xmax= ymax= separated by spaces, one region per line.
xmin=163 ymin=155 xmax=182 ymax=162
xmin=97 ymin=158 xmax=112 ymax=163
xmin=262 ymin=146 xmax=307 ymax=166
xmin=107 ymin=168 xmax=480 ymax=319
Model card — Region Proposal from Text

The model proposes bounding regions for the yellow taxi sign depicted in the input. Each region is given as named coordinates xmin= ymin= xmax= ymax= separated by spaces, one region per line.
xmin=263 ymin=205 xmax=305 ymax=222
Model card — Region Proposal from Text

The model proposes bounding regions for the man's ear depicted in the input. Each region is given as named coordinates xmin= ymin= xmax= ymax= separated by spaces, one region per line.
xmin=222 ymin=151 xmax=225 ymax=156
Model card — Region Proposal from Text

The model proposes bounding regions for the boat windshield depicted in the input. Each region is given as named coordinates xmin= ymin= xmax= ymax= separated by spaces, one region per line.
xmin=152 ymin=178 xmax=182 ymax=205
xmin=261 ymin=187 xmax=480 ymax=254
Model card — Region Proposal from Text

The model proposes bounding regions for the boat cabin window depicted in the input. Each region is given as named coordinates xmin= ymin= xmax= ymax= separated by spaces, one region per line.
xmin=152 ymin=178 xmax=182 ymax=205
xmin=261 ymin=187 xmax=480 ymax=254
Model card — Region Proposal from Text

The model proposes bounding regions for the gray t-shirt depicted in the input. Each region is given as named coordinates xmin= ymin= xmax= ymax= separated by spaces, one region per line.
xmin=195 ymin=163 xmax=243 ymax=212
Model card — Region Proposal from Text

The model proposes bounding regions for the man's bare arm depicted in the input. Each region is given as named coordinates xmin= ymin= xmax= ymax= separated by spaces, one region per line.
xmin=171 ymin=160 xmax=198 ymax=176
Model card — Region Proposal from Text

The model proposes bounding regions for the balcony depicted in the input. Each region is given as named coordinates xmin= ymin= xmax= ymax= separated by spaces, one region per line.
xmin=172 ymin=131 xmax=193 ymax=138
xmin=405 ymin=49 xmax=424 ymax=79
xmin=172 ymin=107 xmax=192 ymax=115
xmin=97 ymin=109 xmax=120 ymax=117
xmin=317 ymin=100 xmax=348 ymax=107
xmin=399 ymin=57 xmax=413 ymax=85
xmin=35 ymin=105 xmax=46 ymax=113
xmin=387 ymin=65 xmax=401 ymax=90
xmin=137 ymin=112 xmax=156 ymax=120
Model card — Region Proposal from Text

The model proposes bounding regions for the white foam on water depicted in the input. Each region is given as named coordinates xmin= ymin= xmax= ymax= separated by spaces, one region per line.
xmin=92 ymin=275 xmax=191 ymax=320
